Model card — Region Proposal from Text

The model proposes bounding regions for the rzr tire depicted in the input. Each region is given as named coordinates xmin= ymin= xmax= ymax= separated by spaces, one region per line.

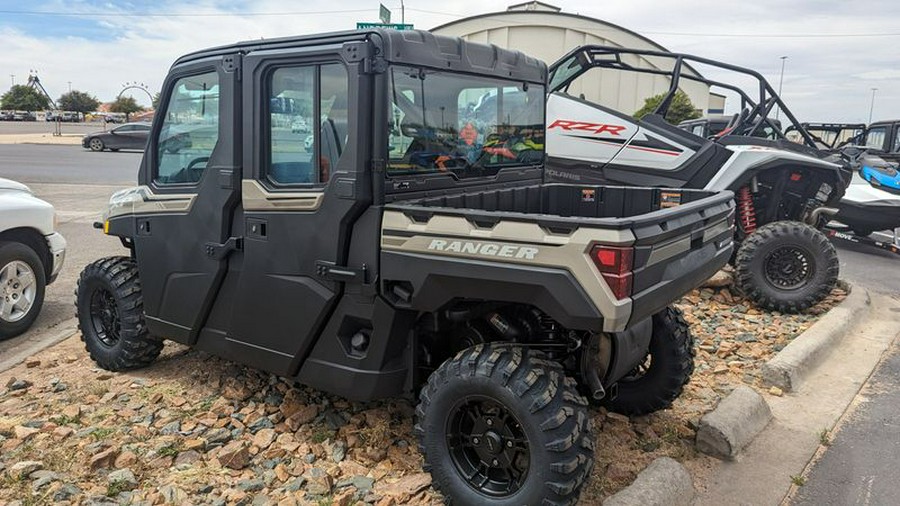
xmin=604 ymin=307 xmax=694 ymax=416
xmin=75 ymin=256 xmax=162 ymax=371
xmin=0 ymin=242 xmax=47 ymax=340
xmin=735 ymin=221 xmax=838 ymax=313
xmin=416 ymin=344 xmax=594 ymax=505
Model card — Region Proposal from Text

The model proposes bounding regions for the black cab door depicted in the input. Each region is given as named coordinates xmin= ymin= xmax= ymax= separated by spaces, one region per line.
xmin=217 ymin=44 xmax=370 ymax=375
xmin=133 ymin=54 xmax=241 ymax=343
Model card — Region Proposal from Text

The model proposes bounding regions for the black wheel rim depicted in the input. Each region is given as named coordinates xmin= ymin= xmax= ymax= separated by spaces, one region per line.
xmin=89 ymin=287 xmax=120 ymax=347
xmin=763 ymin=245 xmax=814 ymax=290
xmin=446 ymin=395 xmax=530 ymax=497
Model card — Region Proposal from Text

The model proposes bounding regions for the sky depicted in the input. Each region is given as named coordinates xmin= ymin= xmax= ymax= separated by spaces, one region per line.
xmin=0 ymin=0 xmax=897 ymax=123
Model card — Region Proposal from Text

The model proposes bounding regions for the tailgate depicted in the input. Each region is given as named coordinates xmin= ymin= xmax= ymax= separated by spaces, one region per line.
xmin=626 ymin=194 xmax=734 ymax=326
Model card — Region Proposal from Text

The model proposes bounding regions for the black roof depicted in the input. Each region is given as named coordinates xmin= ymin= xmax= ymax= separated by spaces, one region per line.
xmin=173 ymin=29 xmax=546 ymax=84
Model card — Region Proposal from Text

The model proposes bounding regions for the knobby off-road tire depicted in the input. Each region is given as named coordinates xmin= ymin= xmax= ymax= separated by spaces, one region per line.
xmin=604 ymin=307 xmax=694 ymax=416
xmin=0 ymin=241 xmax=46 ymax=340
xmin=735 ymin=221 xmax=838 ymax=313
xmin=415 ymin=344 xmax=594 ymax=505
xmin=75 ymin=256 xmax=163 ymax=370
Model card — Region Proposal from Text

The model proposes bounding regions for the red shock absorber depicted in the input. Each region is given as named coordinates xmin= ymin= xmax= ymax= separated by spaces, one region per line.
xmin=737 ymin=185 xmax=757 ymax=234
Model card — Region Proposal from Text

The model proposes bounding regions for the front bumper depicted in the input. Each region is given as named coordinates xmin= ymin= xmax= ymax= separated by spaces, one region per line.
xmin=45 ymin=232 xmax=66 ymax=284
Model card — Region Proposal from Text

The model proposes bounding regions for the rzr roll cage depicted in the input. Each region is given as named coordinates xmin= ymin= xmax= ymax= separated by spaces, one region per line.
xmin=784 ymin=123 xmax=867 ymax=151
xmin=548 ymin=45 xmax=819 ymax=149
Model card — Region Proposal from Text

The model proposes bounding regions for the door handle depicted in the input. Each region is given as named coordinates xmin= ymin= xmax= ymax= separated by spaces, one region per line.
xmin=204 ymin=237 xmax=242 ymax=260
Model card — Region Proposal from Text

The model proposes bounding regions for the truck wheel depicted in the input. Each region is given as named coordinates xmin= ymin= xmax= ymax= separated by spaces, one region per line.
xmin=0 ymin=242 xmax=46 ymax=341
xmin=415 ymin=344 xmax=594 ymax=505
xmin=735 ymin=221 xmax=838 ymax=313
xmin=75 ymin=256 xmax=163 ymax=371
xmin=604 ymin=307 xmax=694 ymax=416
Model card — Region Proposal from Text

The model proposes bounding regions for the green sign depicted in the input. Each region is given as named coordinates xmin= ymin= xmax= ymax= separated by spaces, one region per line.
xmin=379 ymin=3 xmax=391 ymax=24
xmin=356 ymin=22 xmax=414 ymax=30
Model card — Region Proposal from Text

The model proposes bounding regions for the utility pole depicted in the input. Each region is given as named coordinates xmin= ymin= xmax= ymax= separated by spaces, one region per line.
xmin=869 ymin=88 xmax=878 ymax=123
xmin=68 ymin=81 xmax=72 ymax=93
xmin=401 ymin=0 xmax=405 ymax=24
xmin=9 ymin=74 xmax=14 ymax=87
xmin=775 ymin=56 xmax=787 ymax=120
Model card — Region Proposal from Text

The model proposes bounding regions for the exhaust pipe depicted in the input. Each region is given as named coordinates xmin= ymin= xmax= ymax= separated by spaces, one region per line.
xmin=806 ymin=206 xmax=838 ymax=226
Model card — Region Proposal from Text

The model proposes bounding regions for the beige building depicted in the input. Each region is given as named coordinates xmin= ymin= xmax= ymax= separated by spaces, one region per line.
xmin=431 ymin=1 xmax=726 ymax=116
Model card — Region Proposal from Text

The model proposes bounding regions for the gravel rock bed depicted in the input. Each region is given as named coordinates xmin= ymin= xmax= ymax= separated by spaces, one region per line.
xmin=0 ymin=278 xmax=845 ymax=505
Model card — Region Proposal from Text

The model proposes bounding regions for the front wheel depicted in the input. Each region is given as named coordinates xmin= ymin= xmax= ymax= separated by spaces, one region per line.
xmin=734 ymin=221 xmax=838 ymax=313
xmin=416 ymin=344 xmax=594 ymax=505
xmin=88 ymin=137 xmax=105 ymax=152
xmin=75 ymin=257 xmax=163 ymax=371
xmin=0 ymin=242 xmax=46 ymax=340
xmin=604 ymin=307 xmax=694 ymax=416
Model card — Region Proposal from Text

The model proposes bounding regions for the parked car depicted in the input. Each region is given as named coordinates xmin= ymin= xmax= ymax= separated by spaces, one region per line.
xmin=46 ymin=111 xmax=81 ymax=122
xmin=82 ymin=123 xmax=152 ymax=152
xmin=0 ymin=110 xmax=12 ymax=121
xmin=0 ymin=178 xmax=66 ymax=340
xmin=11 ymin=111 xmax=36 ymax=122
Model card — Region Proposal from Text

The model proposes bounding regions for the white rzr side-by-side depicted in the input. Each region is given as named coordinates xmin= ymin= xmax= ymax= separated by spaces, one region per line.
xmin=545 ymin=46 xmax=851 ymax=313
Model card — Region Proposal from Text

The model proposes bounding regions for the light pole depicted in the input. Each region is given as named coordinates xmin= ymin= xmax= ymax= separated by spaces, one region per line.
xmin=868 ymin=88 xmax=878 ymax=123
xmin=9 ymin=74 xmax=14 ymax=87
xmin=775 ymin=56 xmax=788 ymax=120
xmin=67 ymin=81 xmax=72 ymax=93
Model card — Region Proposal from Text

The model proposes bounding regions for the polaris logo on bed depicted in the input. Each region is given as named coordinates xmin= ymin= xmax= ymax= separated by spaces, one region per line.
xmin=427 ymin=239 xmax=539 ymax=260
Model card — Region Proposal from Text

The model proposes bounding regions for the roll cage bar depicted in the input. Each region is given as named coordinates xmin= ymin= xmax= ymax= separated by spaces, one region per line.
xmin=548 ymin=45 xmax=819 ymax=149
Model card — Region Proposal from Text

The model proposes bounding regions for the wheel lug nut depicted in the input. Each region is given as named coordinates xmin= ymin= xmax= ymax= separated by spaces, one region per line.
xmin=472 ymin=437 xmax=479 ymax=444
xmin=492 ymin=459 xmax=499 ymax=466
xmin=506 ymin=440 xmax=513 ymax=448
xmin=486 ymin=419 xmax=493 ymax=426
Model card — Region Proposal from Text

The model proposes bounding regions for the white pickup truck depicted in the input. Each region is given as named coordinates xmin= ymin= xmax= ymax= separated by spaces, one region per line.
xmin=0 ymin=178 xmax=66 ymax=339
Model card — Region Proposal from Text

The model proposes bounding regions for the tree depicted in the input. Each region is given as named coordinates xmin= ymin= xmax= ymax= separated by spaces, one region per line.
xmin=0 ymin=85 xmax=50 ymax=111
xmin=58 ymin=90 xmax=100 ymax=115
xmin=109 ymin=96 xmax=144 ymax=121
xmin=152 ymin=91 xmax=161 ymax=110
xmin=633 ymin=90 xmax=702 ymax=125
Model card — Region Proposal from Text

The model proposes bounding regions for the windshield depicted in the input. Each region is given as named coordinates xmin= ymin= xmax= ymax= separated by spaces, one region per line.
xmin=387 ymin=67 xmax=545 ymax=180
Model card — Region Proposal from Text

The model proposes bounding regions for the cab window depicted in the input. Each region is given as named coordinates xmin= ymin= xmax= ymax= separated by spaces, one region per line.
xmin=266 ymin=63 xmax=349 ymax=186
xmin=865 ymin=127 xmax=886 ymax=150
xmin=155 ymin=71 xmax=220 ymax=185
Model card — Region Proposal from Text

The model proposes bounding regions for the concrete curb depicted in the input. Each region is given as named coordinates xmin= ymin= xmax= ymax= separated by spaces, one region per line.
xmin=603 ymin=457 xmax=694 ymax=506
xmin=695 ymin=385 xmax=772 ymax=459
xmin=761 ymin=282 xmax=871 ymax=391
xmin=0 ymin=320 xmax=79 ymax=373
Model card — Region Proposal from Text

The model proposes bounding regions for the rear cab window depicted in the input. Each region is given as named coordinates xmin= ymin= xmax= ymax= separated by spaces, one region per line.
xmin=154 ymin=71 xmax=220 ymax=185
xmin=387 ymin=67 xmax=545 ymax=180
xmin=865 ymin=127 xmax=886 ymax=151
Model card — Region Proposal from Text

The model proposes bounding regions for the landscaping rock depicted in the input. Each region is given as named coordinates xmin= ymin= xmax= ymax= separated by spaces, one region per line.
xmin=107 ymin=468 xmax=138 ymax=491
xmin=7 ymin=460 xmax=43 ymax=480
xmin=218 ymin=441 xmax=251 ymax=470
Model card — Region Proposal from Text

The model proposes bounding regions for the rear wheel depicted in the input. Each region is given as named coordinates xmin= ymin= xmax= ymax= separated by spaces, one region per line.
xmin=735 ymin=221 xmax=838 ymax=313
xmin=0 ymin=242 xmax=46 ymax=340
xmin=88 ymin=137 xmax=104 ymax=152
xmin=604 ymin=307 xmax=694 ymax=416
xmin=416 ymin=344 xmax=594 ymax=505
xmin=75 ymin=256 xmax=162 ymax=370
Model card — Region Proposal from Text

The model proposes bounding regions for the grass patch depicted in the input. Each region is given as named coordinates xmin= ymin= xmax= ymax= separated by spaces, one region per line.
xmin=311 ymin=428 xmax=335 ymax=444
xmin=790 ymin=475 xmax=806 ymax=486
xmin=157 ymin=441 xmax=182 ymax=458
xmin=818 ymin=429 xmax=831 ymax=447
xmin=91 ymin=428 xmax=116 ymax=441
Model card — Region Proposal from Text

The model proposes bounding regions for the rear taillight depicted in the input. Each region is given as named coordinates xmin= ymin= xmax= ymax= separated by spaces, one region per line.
xmin=590 ymin=245 xmax=634 ymax=300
